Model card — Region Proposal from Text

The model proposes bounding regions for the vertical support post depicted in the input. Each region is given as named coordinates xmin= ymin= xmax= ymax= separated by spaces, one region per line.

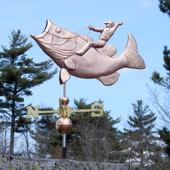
xmin=62 ymin=134 xmax=66 ymax=159
xmin=62 ymin=83 xmax=67 ymax=158
xmin=63 ymin=83 xmax=66 ymax=97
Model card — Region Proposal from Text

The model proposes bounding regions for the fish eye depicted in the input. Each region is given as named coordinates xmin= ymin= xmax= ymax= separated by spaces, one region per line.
xmin=56 ymin=27 xmax=61 ymax=34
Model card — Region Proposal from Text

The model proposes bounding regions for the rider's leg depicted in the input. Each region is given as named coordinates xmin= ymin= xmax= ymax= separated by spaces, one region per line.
xmin=76 ymin=40 xmax=106 ymax=55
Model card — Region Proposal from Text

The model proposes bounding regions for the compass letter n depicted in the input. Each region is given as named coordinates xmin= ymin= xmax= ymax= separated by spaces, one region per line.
xmin=26 ymin=106 xmax=39 ymax=119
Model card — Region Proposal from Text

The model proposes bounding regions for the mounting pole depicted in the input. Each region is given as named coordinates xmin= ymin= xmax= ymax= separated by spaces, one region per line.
xmin=62 ymin=82 xmax=67 ymax=159
xmin=62 ymin=134 xmax=66 ymax=159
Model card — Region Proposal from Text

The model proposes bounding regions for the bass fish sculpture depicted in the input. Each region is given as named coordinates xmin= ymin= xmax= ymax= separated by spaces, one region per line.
xmin=31 ymin=19 xmax=145 ymax=86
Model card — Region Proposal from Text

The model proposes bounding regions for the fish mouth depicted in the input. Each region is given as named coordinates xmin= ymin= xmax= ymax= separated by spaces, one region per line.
xmin=30 ymin=19 xmax=52 ymax=40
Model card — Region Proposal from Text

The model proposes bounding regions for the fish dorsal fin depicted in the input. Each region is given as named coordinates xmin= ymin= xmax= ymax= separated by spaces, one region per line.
xmin=59 ymin=68 xmax=71 ymax=84
xmin=64 ymin=59 xmax=76 ymax=69
xmin=97 ymin=44 xmax=117 ymax=57
xmin=80 ymin=34 xmax=93 ymax=42
xmin=97 ymin=72 xmax=120 ymax=86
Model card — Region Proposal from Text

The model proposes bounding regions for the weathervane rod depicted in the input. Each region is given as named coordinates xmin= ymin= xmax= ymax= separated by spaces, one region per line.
xmin=63 ymin=82 xmax=66 ymax=97
xmin=62 ymin=82 xmax=67 ymax=159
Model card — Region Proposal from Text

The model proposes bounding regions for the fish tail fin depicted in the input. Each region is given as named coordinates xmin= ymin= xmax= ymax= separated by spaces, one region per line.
xmin=123 ymin=33 xmax=145 ymax=69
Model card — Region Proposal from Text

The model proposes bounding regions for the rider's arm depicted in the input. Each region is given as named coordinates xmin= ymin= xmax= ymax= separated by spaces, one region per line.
xmin=89 ymin=25 xmax=104 ymax=32
xmin=110 ymin=22 xmax=123 ymax=34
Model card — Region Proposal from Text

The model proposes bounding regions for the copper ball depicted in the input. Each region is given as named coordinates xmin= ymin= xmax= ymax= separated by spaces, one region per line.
xmin=61 ymin=96 xmax=69 ymax=105
xmin=56 ymin=117 xmax=72 ymax=134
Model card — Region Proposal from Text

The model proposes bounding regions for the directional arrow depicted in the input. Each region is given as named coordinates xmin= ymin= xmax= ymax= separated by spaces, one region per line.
xmin=26 ymin=99 xmax=103 ymax=119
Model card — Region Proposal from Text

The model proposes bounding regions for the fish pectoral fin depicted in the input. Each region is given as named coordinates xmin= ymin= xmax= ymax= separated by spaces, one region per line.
xmin=64 ymin=59 xmax=76 ymax=69
xmin=97 ymin=72 xmax=120 ymax=86
xmin=60 ymin=68 xmax=71 ymax=84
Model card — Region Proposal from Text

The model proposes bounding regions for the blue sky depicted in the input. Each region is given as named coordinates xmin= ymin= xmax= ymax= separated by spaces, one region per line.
xmin=0 ymin=0 xmax=170 ymax=129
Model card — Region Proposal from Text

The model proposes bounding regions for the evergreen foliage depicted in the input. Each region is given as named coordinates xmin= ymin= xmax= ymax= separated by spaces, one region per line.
xmin=159 ymin=0 xmax=170 ymax=17
xmin=0 ymin=29 xmax=57 ymax=155
xmin=30 ymin=113 xmax=61 ymax=158
xmin=123 ymin=100 xmax=164 ymax=169
xmin=69 ymin=98 xmax=124 ymax=162
xmin=152 ymin=1 xmax=170 ymax=88
xmin=151 ymin=1 xmax=170 ymax=160
xmin=152 ymin=46 xmax=170 ymax=89
xmin=159 ymin=127 xmax=170 ymax=157
xmin=29 ymin=99 xmax=125 ymax=162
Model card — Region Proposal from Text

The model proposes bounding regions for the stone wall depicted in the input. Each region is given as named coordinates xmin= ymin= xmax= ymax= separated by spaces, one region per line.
xmin=0 ymin=155 xmax=129 ymax=170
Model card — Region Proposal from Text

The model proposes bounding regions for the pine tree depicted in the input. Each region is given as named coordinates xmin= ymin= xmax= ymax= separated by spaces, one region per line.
xmin=0 ymin=29 xmax=57 ymax=155
xmin=159 ymin=0 xmax=170 ymax=17
xmin=15 ymin=110 xmax=32 ymax=156
xmin=30 ymin=113 xmax=61 ymax=158
xmin=151 ymin=0 xmax=170 ymax=159
xmin=29 ymin=99 xmax=124 ymax=161
xmin=159 ymin=127 xmax=170 ymax=157
xmin=152 ymin=46 xmax=170 ymax=89
xmin=0 ymin=114 xmax=10 ymax=154
xmin=68 ymin=98 xmax=124 ymax=162
xmin=123 ymin=100 xmax=163 ymax=169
